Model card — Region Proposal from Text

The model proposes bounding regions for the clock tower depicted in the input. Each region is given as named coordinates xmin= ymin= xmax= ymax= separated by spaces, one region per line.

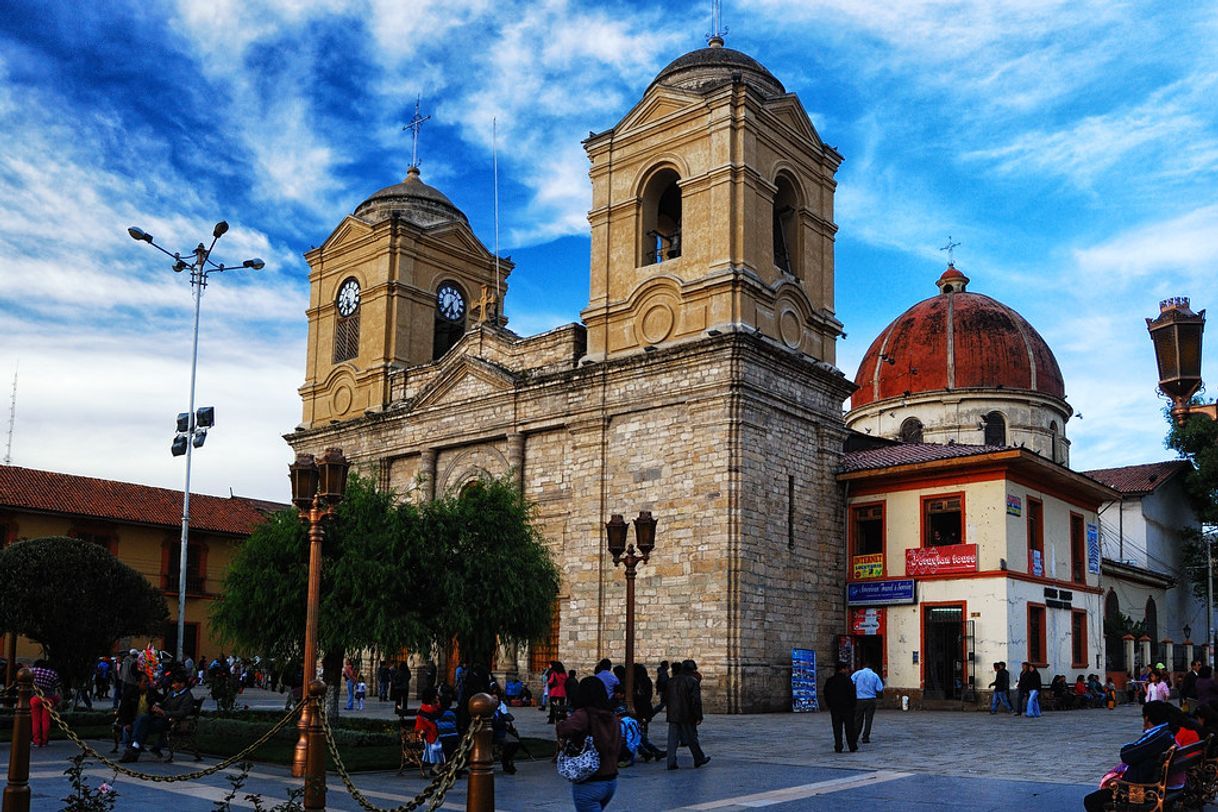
xmin=297 ymin=165 xmax=511 ymax=429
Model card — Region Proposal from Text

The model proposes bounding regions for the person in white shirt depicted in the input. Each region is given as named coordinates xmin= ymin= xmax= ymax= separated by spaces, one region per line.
xmin=850 ymin=661 xmax=884 ymax=743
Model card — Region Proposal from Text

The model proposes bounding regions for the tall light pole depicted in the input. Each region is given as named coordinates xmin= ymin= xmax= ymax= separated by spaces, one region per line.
xmin=605 ymin=511 xmax=657 ymax=715
xmin=128 ymin=222 xmax=264 ymax=662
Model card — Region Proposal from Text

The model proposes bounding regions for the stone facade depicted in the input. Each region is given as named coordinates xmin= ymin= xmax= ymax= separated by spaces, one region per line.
xmin=286 ymin=40 xmax=856 ymax=712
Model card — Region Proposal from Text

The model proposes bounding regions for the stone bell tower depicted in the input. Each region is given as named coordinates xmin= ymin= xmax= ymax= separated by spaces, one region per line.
xmin=581 ymin=36 xmax=843 ymax=363
xmin=297 ymin=166 xmax=512 ymax=429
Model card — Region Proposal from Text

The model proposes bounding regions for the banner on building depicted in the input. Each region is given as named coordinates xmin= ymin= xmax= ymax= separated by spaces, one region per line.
xmin=1087 ymin=523 xmax=1101 ymax=574
xmin=852 ymin=553 xmax=884 ymax=579
xmin=791 ymin=648 xmax=818 ymax=712
xmin=847 ymin=578 xmax=916 ymax=606
xmin=906 ymin=543 xmax=978 ymax=576
xmin=850 ymin=606 xmax=885 ymax=637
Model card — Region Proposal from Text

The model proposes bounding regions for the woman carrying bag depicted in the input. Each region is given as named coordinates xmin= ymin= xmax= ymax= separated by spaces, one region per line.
xmin=556 ymin=676 xmax=622 ymax=811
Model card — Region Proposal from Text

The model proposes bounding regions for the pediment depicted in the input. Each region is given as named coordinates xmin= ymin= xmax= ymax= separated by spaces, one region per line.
xmin=615 ymin=86 xmax=703 ymax=133
xmin=425 ymin=221 xmax=499 ymax=262
xmin=320 ymin=215 xmax=375 ymax=251
xmin=763 ymin=95 xmax=822 ymax=147
xmin=412 ymin=356 xmax=518 ymax=410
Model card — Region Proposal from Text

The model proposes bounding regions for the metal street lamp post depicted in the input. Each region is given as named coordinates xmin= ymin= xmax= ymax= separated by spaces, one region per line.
xmin=606 ymin=511 xmax=657 ymax=716
xmin=288 ymin=448 xmax=349 ymax=806
xmin=128 ymin=222 xmax=264 ymax=663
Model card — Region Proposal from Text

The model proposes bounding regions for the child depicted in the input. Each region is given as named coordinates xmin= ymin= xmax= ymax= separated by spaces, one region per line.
xmin=415 ymin=687 xmax=446 ymax=776
xmin=355 ymin=675 xmax=367 ymax=711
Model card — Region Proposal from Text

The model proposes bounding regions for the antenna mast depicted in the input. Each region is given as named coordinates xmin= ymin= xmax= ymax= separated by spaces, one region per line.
xmin=493 ymin=117 xmax=501 ymax=325
xmin=4 ymin=364 xmax=16 ymax=466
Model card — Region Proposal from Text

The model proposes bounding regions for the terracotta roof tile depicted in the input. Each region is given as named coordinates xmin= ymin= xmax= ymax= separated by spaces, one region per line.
xmin=1081 ymin=460 xmax=1192 ymax=497
xmin=0 ymin=466 xmax=283 ymax=536
xmin=840 ymin=442 xmax=1011 ymax=473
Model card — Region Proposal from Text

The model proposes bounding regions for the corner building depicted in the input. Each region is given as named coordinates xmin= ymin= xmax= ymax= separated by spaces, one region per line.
xmin=286 ymin=40 xmax=854 ymax=712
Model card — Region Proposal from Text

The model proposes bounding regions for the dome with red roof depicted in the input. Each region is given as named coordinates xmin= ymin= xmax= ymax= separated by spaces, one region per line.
xmin=852 ymin=265 xmax=1066 ymax=409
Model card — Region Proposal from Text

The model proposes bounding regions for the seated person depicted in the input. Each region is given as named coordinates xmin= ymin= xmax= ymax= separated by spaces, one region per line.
xmin=1074 ymin=675 xmax=1093 ymax=708
xmin=1086 ymin=673 xmax=1106 ymax=702
xmin=119 ymin=672 xmax=193 ymax=762
xmin=1083 ymin=701 xmax=1176 ymax=812
xmin=414 ymin=687 xmax=445 ymax=775
xmin=1051 ymin=675 xmax=1075 ymax=709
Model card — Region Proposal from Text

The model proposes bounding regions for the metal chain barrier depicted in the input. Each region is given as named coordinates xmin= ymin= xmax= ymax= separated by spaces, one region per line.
xmin=318 ymin=701 xmax=482 ymax=812
xmin=31 ymin=680 xmax=306 ymax=782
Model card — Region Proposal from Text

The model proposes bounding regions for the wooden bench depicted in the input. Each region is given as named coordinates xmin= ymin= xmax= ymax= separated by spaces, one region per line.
xmin=1103 ymin=740 xmax=1207 ymax=811
xmin=165 ymin=697 xmax=205 ymax=762
xmin=398 ymin=721 xmax=427 ymax=777
xmin=1183 ymin=734 xmax=1218 ymax=809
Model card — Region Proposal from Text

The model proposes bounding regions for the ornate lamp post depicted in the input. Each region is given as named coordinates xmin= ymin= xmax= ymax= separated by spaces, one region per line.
xmin=288 ymin=448 xmax=349 ymax=805
xmin=1147 ymin=297 xmax=1217 ymax=424
xmin=128 ymin=221 xmax=264 ymax=662
xmin=606 ymin=511 xmax=657 ymax=715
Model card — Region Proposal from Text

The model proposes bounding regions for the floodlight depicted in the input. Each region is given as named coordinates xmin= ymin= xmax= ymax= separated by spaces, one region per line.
xmin=192 ymin=429 xmax=207 ymax=449
xmin=196 ymin=406 xmax=215 ymax=428
xmin=176 ymin=412 xmax=191 ymax=433
xmin=171 ymin=435 xmax=188 ymax=457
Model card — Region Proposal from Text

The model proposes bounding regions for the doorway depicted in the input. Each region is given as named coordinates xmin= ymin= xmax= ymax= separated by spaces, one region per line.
xmin=923 ymin=605 xmax=964 ymax=700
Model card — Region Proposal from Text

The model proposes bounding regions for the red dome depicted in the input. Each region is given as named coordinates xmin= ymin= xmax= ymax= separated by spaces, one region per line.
xmin=852 ymin=266 xmax=1066 ymax=408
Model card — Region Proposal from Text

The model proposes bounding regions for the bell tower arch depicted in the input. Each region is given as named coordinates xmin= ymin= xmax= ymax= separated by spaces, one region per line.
xmin=581 ymin=38 xmax=843 ymax=363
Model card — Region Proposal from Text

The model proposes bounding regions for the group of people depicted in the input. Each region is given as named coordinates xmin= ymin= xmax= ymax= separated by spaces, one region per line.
xmin=986 ymin=662 xmax=1118 ymax=716
xmin=822 ymin=660 xmax=884 ymax=752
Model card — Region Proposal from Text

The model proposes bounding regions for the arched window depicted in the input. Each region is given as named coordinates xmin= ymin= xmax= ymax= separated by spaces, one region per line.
xmin=432 ymin=280 xmax=467 ymax=360
xmin=772 ymin=174 xmax=800 ymax=278
xmin=641 ymin=168 xmax=682 ymax=265
xmin=899 ymin=417 xmax=924 ymax=443
xmin=983 ymin=411 xmax=1006 ymax=446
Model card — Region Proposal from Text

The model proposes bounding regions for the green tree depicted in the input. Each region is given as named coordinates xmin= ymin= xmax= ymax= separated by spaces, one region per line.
xmin=210 ymin=476 xmax=436 ymax=708
xmin=427 ymin=476 xmax=562 ymax=668
xmin=0 ymin=537 xmax=168 ymax=689
xmin=1168 ymin=408 xmax=1218 ymax=604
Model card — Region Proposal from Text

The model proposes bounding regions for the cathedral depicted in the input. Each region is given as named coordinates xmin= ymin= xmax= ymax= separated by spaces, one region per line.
xmin=285 ymin=36 xmax=854 ymax=713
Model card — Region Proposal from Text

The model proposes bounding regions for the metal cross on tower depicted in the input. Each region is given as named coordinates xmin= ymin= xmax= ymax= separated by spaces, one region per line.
xmin=402 ymin=95 xmax=431 ymax=169
xmin=940 ymin=236 xmax=961 ymax=265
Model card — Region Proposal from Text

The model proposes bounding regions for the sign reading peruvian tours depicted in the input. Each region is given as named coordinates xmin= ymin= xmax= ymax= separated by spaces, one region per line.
xmin=852 ymin=553 xmax=884 ymax=579
xmin=905 ymin=543 xmax=978 ymax=576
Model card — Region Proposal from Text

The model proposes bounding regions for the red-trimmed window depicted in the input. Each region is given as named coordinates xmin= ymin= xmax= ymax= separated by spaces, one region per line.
xmin=1026 ymin=497 xmax=1044 ymax=576
xmin=922 ymin=495 xmax=963 ymax=547
xmin=1070 ymin=513 xmax=1086 ymax=584
xmin=1071 ymin=610 xmax=1088 ymax=668
xmin=851 ymin=503 xmax=884 ymax=556
xmin=162 ymin=540 xmax=208 ymax=595
xmin=1028 ymin=604 xmax=1047 ymax=666
xmin=69 ymin=527 xmax=117 ymax=555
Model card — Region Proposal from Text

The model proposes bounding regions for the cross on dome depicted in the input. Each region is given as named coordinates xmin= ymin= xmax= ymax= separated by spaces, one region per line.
xmin=402 ymin=95 xmax=431 ymax=170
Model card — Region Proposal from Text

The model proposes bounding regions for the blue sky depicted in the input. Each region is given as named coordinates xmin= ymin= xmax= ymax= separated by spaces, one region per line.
xmin=2 ymin=1 xmax=1217 ymax=502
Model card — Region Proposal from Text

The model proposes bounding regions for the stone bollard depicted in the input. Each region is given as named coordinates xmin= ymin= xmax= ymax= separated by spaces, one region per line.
xmin=303 ymin=680 xmax=327 ymax=812
xmin=466 ymin=692 xmax=495 ymax=812
xmin=3 ymin=667 xmax=33 ymax=812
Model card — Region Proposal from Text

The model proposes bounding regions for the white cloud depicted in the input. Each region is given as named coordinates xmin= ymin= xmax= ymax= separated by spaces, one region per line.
xmin=1072 ymin=204 xmax=1218 ymax=289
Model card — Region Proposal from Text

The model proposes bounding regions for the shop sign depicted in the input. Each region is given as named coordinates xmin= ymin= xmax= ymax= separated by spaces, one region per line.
xmin=847 ymin=578 xmax=916 ymax=606
xmin=850 ymin=606 xmax=885 ymax=637
xmin=791 ymin=648 xmax=818 ymax=712
xmin=1031 ymin=548 xmax=1044 ymax=577
xmin=1006 ymin=495 xmax=1022 ymax=516
xmin=1087 ymin=524 xmax=1101 ymax=574
xmin=852 ymin=553 xmax=884 ymax=579
xmin=906 ymin=543 xmax=978 ymax=576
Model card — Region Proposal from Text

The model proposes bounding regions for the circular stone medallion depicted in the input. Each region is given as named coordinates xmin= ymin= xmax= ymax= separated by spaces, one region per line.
xmin=779 ymin=309 xmax=802 ymax=349
xmin=640 ymin=303 xmax=676 ymax=345
xmin=332 ymin=384 xmax=353 ymax=416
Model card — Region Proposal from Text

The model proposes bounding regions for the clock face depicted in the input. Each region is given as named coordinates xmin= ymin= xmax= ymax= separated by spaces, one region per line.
xmin=336 ymin=278 xmax=361 ymax=317
xmin=437 ymin=283 xmax=465 ymax=322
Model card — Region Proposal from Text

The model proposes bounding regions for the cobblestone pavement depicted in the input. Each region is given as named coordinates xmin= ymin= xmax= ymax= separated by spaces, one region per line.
xmin=5 ymin=689 xmax=1144 ymax=810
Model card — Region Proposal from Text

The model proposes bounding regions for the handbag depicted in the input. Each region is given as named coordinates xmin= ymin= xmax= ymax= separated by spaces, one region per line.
xmin=556 ymin=735 xmax=600 ymax=783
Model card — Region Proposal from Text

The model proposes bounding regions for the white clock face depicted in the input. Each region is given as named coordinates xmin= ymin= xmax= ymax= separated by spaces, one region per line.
xmin=437 ymin=283 xmax=465 ymax=322
xmin=336 ymin=278 xmax=360 ymax=317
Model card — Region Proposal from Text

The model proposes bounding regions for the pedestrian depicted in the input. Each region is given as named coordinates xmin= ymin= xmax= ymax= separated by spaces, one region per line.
xmin=631 ymin=662 xmax=665 ymax=762
xmin=392 ymin=661 xmax=412 ymax=715
xmin=30 ymin=659 xmax=61 ymax=748
xmin=547 ymin=660 xmax=569 ymax=724
xmin=1082 ymin=701 xmax=1175 ymax=811
xmin=556 ymin=676 xmax=621 ymax=811
xmin=1023 ymin=664 xmax=1043 ymax=717
xmin=823 ymin=661 xmax=858 ymax=753
xmin=378 ymin=661 xmax=391 ymax=702
xmin=1145 ymin=670 xmax=1170 ymax=703
xmin=1181 ymin=660 xmax=1201 ymax=710
xmin=850 ymin=659 xmax=883 ymax=743
xmin=594 ymin=658 xmax=620 ymax=700
xmin=654 ymin=661 xmax=670 ymax=716
xmin=540 ymin=661 xmax=552 ymax=711
xmin=988 ymin=662 xmax=1013 ymax=714
xmin=665 ymin=659 xmax=710 ymax=769
xmin=355 ymin=674 xmax=367 ymax=710
xmin=489 ymin=684 xmax=520 ymax=774
xmin=1015 ymin=661 xmax=1040 ymax=716
xmin=1196 ymin=665 xmax=1218 ymax=707
xmin=94 ymin=657 xmax=111 ymax=700
xmin=343 ymin=658 xmax=357 ymax=710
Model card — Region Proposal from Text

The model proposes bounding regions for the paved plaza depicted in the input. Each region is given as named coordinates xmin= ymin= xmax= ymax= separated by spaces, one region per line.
xmin=5 ymin=688 xmax=1141 ymax=810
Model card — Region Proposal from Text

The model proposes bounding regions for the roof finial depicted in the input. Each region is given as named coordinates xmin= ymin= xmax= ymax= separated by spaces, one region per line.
xmin=402 ymin=94 xmax=431 ymax=173
xmin=707 ymin=0 xmax=727 ymax=46
xmin=940 ymin=235 xmax=961 ymax=267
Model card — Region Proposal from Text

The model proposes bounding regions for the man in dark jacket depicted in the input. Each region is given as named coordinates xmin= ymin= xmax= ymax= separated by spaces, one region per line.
xmin=1015 ymin=661 xmax=1041 ymax=716
xmin=1082 ymin=700 xmax=1176 ymax=811
xmin=120 ymin=672 xmax=194 ymax=762
xmin=665 ymin=660 xmax=709 ymax=769
xmin=1181 ymin=660 xmax=1201 ymax=708
xmin=989 ymin=662 xmax=1013 ymax=714
xmin=823 ymin=661 xmax=857 ymax=752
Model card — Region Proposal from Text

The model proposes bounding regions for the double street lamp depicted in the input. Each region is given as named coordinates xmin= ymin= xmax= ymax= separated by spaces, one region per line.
xmin=605 ymin=511 xmax=658 ymax=716
xmin=128 ymin=221 xmax=264 ymax=663
xmin=288 ymin=448 xmax=350 ymax=807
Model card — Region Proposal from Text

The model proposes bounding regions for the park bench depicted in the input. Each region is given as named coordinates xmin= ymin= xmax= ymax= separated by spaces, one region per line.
xmin=398 ymin=718 xmax=427 ymax=777
xmin=165 ymin=697 xmax=205 ymax=762
xmin=1183 ymin=734 xmax=1218 ymax=809
xmin=1102 ymin=739 xmax=1207 ymax=811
